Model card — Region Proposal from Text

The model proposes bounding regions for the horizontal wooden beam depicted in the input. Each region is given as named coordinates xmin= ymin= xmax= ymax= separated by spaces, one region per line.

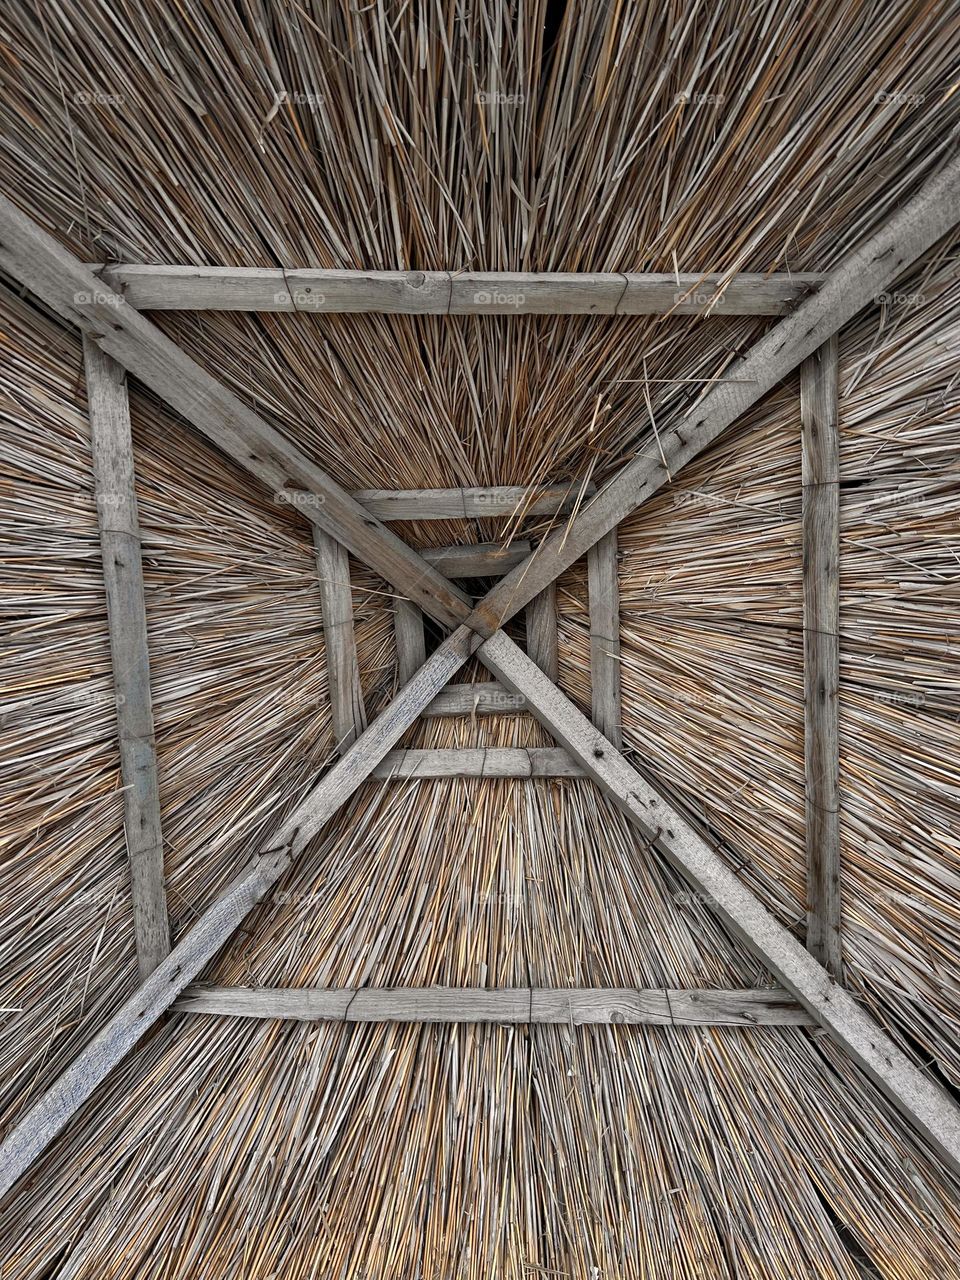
xmin=422 ymin=539 xmax=530 ymax=577
xmin=423 ymin=682 xmax=527 ymax=716
xmin=176 ymin=986 xmax=813 ymax=1025
xmin=353 ymin=484 xmax=592 ymax=521
xmin=93 ymin=266 xmax=825 ymax=315
xmin=372 ymin=747 xmax=581 ymax=779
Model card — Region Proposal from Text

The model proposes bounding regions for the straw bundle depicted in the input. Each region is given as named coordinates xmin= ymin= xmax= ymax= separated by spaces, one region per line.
xmin=1 ymin=0 xmax=959 ymax=1275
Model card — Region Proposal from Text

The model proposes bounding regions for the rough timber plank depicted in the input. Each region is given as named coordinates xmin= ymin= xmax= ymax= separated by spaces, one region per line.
xmin=476 ymin=630 xmax=960 ymax=1177
xmin=801 ymin=338 xmax=842 ymax=977
xmin=465 ymin=155 xmax=960 ymax=638
xmin=0 ymin=624 xmax=477 ymax=1202
xmin=587 ymin=528 xmax=622 ymax=747
xmin=93 ymin=265 xmax=824 ymax=315
xmin=176 ymin=986 xmax=813 ymax=1025
xmin=394 ymin=598 xmax=426 ymax=686
xmin=354 ymin=484 xmax=591 ymax=521
xmin=313 ymin=529 xmax=366 ymax=751
xmin=371 ymin=747 xmax=582 ymax=779
xmin=525 ymin=584 xmax=559 ymax=681
xmin=83 ymin=338 xmax=170 ymax=980
xmin=423 ymin=539 xmax=530 ymax=578
xmin=0 ymin=196 xmax=471 ymax=634
xmin=423 ymin=682 xmax=527 ymax=716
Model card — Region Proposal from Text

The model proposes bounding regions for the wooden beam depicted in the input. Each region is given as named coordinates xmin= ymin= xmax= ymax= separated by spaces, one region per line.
xmin=587 ymin=528 xmax=623 ymax=747
xmin=313 ymin=529 xmax=366 ymax=751
xmin=476 ymin=630 xmax=960 ymax=1176
xmin=423 ymin=682 xmax=527 ymax=716
xmin=0 ymin=195 xmax=472 ymax=634
xmin=371 ymin=747 xmax=581 ymax=779
xmin=93 ymin=266 xmax=824 ymax=315
xmin=176 ymin=986 xmax=813 ymax=1025
xmin=354 ymin=484 xmax=592 ymax=521
xmin=83 ymin=338 xmax=170 ymax=980
xmin=423 ymin=539 xmax=530 ymax=578
xmin=394 ymin=598 xmax=426 ymax=686
xmin=801 ymin=338 xmax=842 ymax=977
xmin=0 ymin=623 xmax=477 ymax=1202
xmin=525 ymin=584 xmax=559 ymax=681
xmin=466 ymin=155 xmax=960 ymax=639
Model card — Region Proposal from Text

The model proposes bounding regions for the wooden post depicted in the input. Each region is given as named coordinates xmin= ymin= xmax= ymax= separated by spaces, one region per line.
xmin=394 ymin=599 xmax=427 ymax=686
xmin=801 ymin=338 xmax=842 ymax=977
xmin=587 ymin=529 xmax=622 ymax=747
xmin=525 ymin=583 xmax=559 ymax=681
xmin=313 ymin=530 xmax=366 ymax=751
xmin=83 ymin=338 xmax=170 ymax=979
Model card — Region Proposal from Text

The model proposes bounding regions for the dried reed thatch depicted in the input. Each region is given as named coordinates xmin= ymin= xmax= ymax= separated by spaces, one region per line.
xmin=1 ymin=0 xmax=959 ymax=1275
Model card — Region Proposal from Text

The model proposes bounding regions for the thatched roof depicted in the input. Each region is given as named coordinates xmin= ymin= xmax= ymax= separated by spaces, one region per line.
xmin=1 ymin=1 xmax=959 ymax=1275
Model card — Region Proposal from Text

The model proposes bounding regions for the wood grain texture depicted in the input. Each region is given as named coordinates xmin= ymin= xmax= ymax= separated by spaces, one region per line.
xmin=83 ymin=338 xmax=170 ymax=980
xmin=394 ymin=598 xmax=427 ymax=686
xmin=476 ymin=629 xmax=960 ymax=1177
xmin=587 ymin=528 xmax=622 ymax=747
xmin=313 ymin=529 xmax=366 ymax=751
xmin=0 ymin=623 xmax=477 ymax=1202
xmin=176 ymin=986 xmax=813 ymax=1025
xmin=525 ymin=584 xmax=559 ymax=681
xmin=371 ymin=747 xmax=582 ymax=779
xmin=93 ymin=265 xmax=824 ymax=315
xmin=423 ymin=682 xmax=527 ymax=716
xmin=801 ymin=338 xmax=842 ymax=978
xmin=465 ymin=154 xmax=960 ymax=638
xmin=423 ymin=540 xmax=530 ymax=578
xmin=353 ymin=484 xmax=593 ymax=520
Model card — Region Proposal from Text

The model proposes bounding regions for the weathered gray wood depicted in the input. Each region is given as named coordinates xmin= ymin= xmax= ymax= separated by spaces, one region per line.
xmin=0 ymin=623 xmax=477 ymax=1202
xmin=354 ymin=484 xmax=592 ymax=521
xmin=371 ymin=747 xmax=582 ymax=779
xmin=313 ymin=529 xmax=366 ymax=751
xmin=93 ymin=265 xmax=824 ymax=315
xmin=423 ymin=682 xmax=527 ymax=716
xmin=83 ymin=338 xmax=170 ymax=980
xmin=476 ymin=630 xmax=960 ymax=1176
xmin=394 ymin=599 xmax=426 ymax=686
xmin=587 ymin=529 xmax=622 ymax=747
xmin=423 ymin=539 xmax=530 ymax=578
xmin=465 ymin=154 xmax=960 ymax=638
xmin=525 ymin=584 xmax=559 ymax=681
xmin=176 ymin=986 xmax=813 ymax=1025
xmin=0 ymin=197 xmax=471 ymax=634
xmin=801 ymin=338 xmax=842 ymax=978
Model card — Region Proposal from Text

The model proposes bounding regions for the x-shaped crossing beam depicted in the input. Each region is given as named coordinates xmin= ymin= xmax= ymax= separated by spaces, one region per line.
xmin=1 ymin=154 xmax=960 ymax=1197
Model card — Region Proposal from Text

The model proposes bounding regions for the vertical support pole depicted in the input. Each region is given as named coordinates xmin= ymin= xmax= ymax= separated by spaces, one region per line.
xmin=83 ymin=338 xmax=170 ymax=979
xmin=394 ymin=599 xmax=427 ymax=686
xmin=587 ymin=528 xmax=622 ymax=748
xmin=313 ymin=530 xmax=367 ymax=750
xmin=801 ymin=336 xmax=842 ymax=978
xmin=525 ymin=583 xmax=559 ymax=681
